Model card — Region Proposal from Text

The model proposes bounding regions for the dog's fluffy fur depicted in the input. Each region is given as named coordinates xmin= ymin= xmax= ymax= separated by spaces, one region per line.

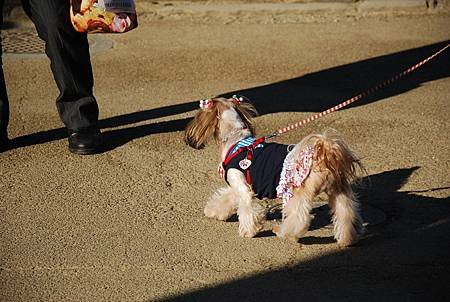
xmin=185 ymin=97 xmax=364 ymax=246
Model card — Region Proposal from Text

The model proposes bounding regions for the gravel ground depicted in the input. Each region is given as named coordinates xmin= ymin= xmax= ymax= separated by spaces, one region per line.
xmin=1 ymin=3 xmax=449 ymax=301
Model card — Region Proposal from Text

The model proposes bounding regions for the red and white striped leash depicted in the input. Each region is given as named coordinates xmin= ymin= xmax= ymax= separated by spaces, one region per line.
xmin=264 ymin=43 xmax=450 ymax=139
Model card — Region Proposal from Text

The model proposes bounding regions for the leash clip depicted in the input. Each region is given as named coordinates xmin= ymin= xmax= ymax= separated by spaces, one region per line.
xmin=265 ymin=131 xmax=279 ymax=140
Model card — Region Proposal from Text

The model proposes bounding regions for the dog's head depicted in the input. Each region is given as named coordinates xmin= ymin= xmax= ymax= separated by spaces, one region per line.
xmin=184 ymin=96 xmax=257 ymax=149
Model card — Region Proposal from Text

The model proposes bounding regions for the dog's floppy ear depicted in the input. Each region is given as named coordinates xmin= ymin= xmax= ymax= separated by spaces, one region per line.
xmin=185 ymin=99 xmax=221 ymax=149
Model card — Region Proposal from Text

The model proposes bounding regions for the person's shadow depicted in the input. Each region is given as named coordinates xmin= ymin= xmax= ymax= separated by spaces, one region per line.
xmin=151 ymin=167 xmax=450 ymax=302
xmin=4 ymin=40 xmax=449 ymax=153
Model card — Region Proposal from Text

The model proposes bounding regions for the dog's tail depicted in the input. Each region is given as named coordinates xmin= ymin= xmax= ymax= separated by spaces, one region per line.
xmin=294 ymin=130 xmax=363 ymax=189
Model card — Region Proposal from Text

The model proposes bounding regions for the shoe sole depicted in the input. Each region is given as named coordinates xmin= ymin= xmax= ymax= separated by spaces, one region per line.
xmin=69 ymin=146 xmax=101 ymax=155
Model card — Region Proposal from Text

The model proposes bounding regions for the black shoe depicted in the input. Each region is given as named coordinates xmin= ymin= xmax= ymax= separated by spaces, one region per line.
xmin=68 ymin=127 xmax=103 ymax=155
xmin=0 ymin=134 xmax=9 ymax=153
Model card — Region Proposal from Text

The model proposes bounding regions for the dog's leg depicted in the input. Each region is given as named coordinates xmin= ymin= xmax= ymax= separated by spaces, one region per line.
xmin=204 ymin=187 xmax=237 ymax=221
xmin=228 ymin=169 xmax=264 ymax=238
xmin=329 ymin=187 xmax=364 ymax=247
xmin=273 ymin=189 xmax=313 ymax=242
xmin=236 ymin=190 xmax=265 ymax=238
xmin=273 ymin=171 xmax=324 ymax=241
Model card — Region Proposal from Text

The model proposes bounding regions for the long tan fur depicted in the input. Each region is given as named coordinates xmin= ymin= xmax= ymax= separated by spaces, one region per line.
xmin=185 ymin=97 xmax=364 ymax=246
xmin=184 ymin=98 xmax=257 ymax=149
xmin=184 ymin=100 xmax=222 ymax=149
xmin=302 ymin=131 xmax=362 ymax=190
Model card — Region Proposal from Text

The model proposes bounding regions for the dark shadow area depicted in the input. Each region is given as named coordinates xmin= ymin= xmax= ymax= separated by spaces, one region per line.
xmin=100 ymin=117 xmax=192 ymax=153
xmin=309 ymin=204 xmax=332 ymax=230
xmin=298 ymin=235 xmax=335 ymax=245
xmin=155 ymin=167 xmax=450 ymax=302
xmin=3 ymin=41 xmax=449 ymax=152
xmin=263 ymin=203 xmax=331 ymax=229
xmin=265 ymin=210 xmax=281 ymax=221
xmin=225 ymin=214 xmax=238 ymax=222
xmin=221 ymin=40 xmax=450 ymax=115
xmin=7 ymin=103 xmax=197 ymax=152
xmin=0 ymin=21 xmax=18 ymax=30
xmin=254 ymin=230 xmax=276 ymax=238
xmin=98 ymin=102 xmax=197 ymax=129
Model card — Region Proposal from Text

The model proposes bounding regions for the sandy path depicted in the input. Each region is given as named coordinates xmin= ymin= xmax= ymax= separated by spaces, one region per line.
xmin=1 ymin=6 xmax=449 ymax=301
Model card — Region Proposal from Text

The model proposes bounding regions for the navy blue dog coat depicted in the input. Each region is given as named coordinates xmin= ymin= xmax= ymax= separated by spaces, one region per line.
xmin=223 ymin=137 xmax=289 ymax=200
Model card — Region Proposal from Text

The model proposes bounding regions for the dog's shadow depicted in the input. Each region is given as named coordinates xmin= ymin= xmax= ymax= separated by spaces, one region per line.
xmin=157 ymin=166 xmax=450 ymax=301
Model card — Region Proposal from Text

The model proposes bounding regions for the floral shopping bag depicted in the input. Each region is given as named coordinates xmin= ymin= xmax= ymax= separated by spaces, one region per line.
xmin=70 ymin=0 xmax=138 ymax=33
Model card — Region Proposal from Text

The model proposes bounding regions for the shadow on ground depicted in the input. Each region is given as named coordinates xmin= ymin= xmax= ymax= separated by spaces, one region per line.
xmin=221 ymin=40 xmax=450 ymax=115
xmin=154 ymin=167 xmax=450 ymax=302
xmin=4 ymin=40 xmax=449 ymax=152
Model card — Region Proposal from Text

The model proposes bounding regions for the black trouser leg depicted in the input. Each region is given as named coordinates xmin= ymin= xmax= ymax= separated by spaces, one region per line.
xmin=0 ymin=68 xmax=8 ymax=139
xmin=0 ymin=0 xmax=9 ymax=140
xmin=26 ymin=0 xmax=99 ymax=131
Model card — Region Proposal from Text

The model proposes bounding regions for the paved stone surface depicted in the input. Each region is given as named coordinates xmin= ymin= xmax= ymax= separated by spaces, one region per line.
xmin=1 ymin=30 xmax=113 ymax=59
xmin=1 ymin=3 xmax=449 ymax=301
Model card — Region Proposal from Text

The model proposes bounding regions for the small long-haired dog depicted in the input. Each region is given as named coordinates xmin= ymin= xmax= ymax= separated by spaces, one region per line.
xmin=185 ymin=96 xmax=364 ymax=246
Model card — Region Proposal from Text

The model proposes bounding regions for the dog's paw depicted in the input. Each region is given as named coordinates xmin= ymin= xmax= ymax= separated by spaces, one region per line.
xmin=237 ymin=203 xmax=265 ymax=238
xmin=272 ymin=224 xmax=301 ymax=242
xmin=204 ymin=206 xmax=230 ymax=221
xmin=335 ymin=227 xmax=363 ymax=247
xmin=337 ymin=237 xmax=358 ymax=247
xmin=238 ymin=222 xmax=263 ymax=238
xmin=239 ymin=221 xmax=263 ymax=238
xmin=203 ymin=188 xmax=236 ymax=221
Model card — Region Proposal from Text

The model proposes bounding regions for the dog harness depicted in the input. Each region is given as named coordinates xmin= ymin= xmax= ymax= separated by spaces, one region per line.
xmin=222 ymin=137 xmax=289 ymax=200
xmin=222 ymin=136 xmax=314 ymax=203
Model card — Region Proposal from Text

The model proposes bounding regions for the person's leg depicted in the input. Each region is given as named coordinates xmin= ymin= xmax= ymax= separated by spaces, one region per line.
xmin=0 ymin=0 xmax=11 ymax=150
xmin=0 ymin=68 xmax=8 ymax=143
xmin=26 ymin=0 xmax=102 ymax=154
